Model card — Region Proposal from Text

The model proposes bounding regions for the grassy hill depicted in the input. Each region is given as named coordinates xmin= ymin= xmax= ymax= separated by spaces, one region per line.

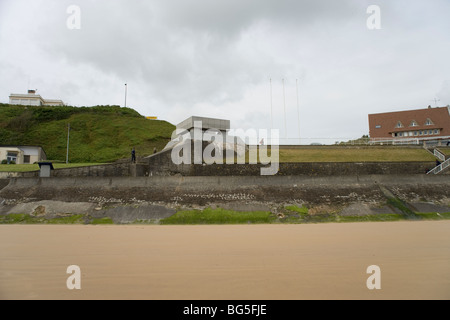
xmin=0 ymin=103 xmax=441 ymax=165
xmin=0 ymin=103 xmax=175 ymax=163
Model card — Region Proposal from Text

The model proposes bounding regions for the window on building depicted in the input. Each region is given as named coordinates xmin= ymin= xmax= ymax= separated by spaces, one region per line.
xmin=23 ymin=155 xmax=30 ymax=164
xmin=399 ymin=132 xmax=403 ymax=137
xmin=434 ymin=129 xmax=439 ymax=134
xmin=428 ymin=130 xmax=433 ymax=135
xmin=425 ymin=118 xmax=434 ymax=126
xmin=395 ymin=121 xmax=404 ymax=128
xmin=410 ymin=120 xmax=418 ymax=127
xmin=414 ymin=131 xmax=418 ymax=136
xmin=419 ymin=130 xmax=423 ymax=135
xmin=6 ymin=152 xmax=18 ymax=163
xmin=375 ymin=125 xmax=381 ymax=129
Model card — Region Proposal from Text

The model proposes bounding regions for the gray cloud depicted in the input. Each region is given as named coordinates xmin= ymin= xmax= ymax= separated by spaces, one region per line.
xmin=30 ymin=0 xmax=365 ymax=105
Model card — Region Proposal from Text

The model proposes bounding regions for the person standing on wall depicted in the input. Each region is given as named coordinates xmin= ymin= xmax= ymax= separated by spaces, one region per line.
xmin=131 ymin=147 xmax=136 ymax=163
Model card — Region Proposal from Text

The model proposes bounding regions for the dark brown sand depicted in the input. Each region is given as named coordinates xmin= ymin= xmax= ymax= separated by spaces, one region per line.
xmin=1 ymin=221 xmax=449 ymax=300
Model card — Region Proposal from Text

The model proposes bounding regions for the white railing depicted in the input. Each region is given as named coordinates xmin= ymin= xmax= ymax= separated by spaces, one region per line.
xmin=369 ymin=138 xmax=420 ymax=145
xmin=427 ymin=157 xmax=450 ymax=175
xmin=434 ymin=148 xmax=446 ymax=162
xmin=370 ymin=136 xmax=450 ymax=146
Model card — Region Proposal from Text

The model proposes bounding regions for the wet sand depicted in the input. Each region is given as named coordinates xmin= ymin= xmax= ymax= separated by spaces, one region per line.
xmin=1 ymin=221 xmax=450 ymax=300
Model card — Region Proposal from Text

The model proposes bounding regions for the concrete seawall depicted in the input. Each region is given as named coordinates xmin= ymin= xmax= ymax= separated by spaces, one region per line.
xmin=1 ymin=174 xmax=448 ymax=207
xmin=0 ymin=161 xmax=439 ymax=179
xmin=3 ymin=174 xmax=450 ymax=190
xmin=1 ymin=174 xmax=449 ymax=222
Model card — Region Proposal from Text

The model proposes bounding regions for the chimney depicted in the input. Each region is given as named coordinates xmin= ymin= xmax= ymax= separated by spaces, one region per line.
xmin=28 ymin=89 xmax=36 ymax=94
xmin=428 ymin=105 xmax=431 ymax=109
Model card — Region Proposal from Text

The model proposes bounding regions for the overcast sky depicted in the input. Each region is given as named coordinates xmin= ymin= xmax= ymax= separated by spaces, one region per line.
xmin=1 ymin=0 xmax=449 ymax=144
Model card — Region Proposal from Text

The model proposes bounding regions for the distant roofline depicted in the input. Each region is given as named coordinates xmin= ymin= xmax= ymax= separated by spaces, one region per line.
xmin=10 ymin=93 xmax=44 ymax=98
xmin=9 ymin=93 xmax=64 ymax=103
xmin=0 ymin=145 xmax=47 ymax=155
xmin=0 ymin=145 xmax=45 ymax=147
xmin=176 ymin=116 xmax=231 ymax=131
xmin=187 ymin=115 xmax=230 ymax=121
xmin=369 ymin=105 xmax=450 ymax=116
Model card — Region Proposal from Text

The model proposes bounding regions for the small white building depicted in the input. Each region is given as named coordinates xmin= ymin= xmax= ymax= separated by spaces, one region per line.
xmin=9 ymin=90 xmax=64 ymax=106
xmin=0 ymin=145 xmax=47 ymax=164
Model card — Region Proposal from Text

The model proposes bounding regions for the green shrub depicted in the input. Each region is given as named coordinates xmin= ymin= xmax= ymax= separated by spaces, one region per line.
xmin=91 ymin=217 xmax=114 ymax=224
xmin=285 ymin=205 xmax=309 ymax=215
xmin=1 ymin=159 xmax=15 ymax=164
xmin=161 ymin=208 xmax=275 ymax=225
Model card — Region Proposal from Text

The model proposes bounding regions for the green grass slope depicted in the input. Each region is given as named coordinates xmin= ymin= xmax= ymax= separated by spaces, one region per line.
xmin=0 ymin=103 xmax=175 ymax=163
xmin=277 ymin=147 xmax=436 ymax=162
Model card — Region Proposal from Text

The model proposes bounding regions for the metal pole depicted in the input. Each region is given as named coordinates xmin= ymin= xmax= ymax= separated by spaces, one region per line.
xmin=124 ymin=83 xmax=127 ymax=108
xmin=270 ymin=78 xmax=273 ymax=131
xmin=66 ymin=123 xmax=70 ymax=164
xmin=283 ymin=78 xmax=287 ymax=141
xmin=296 ymin=78 xmax=300 ymax=144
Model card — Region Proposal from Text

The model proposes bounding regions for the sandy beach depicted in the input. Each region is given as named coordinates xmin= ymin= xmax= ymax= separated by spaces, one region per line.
xmin=1 ymin=221 xmax=449 ymax=300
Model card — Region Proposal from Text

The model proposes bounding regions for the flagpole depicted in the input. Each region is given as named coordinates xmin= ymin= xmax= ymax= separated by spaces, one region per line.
xmin=270 ymin=78 xmax=273 ymax=131
xmin=283 ymin=78 xmax=287 ymax=141
xmin=66 ymin=123 xmax=70 ymax=164
xmin=296 ymin=79 xmax=300 ymax=144
xmin=124 ymin=83 xmax=127 ymax=108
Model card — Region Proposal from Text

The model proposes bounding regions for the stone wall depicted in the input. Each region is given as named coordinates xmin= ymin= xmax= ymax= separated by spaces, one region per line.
xmin=52 ymin=163 xmax=131 ymax=177
xmin=0 ymin=145 xmax=443 ymax=179
xmin=189 ymin=161 xmax=436 ymax=176
xmin=144 ymin=144 xmax=438 ymax=176
xmin=0 ymin=162 xmax=133 ymax=179
xmin=145 ymin=147 xmax=436 ymax=176
xmin=147 ymin=148 xmax=192 ymax=176
xmin=1 ymin=175 xmax=449 ymax=208
xmin=0 ymin=160 xmax=440 ymax=178
xmin=0 ymin=179 xmax=9 ymax=191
